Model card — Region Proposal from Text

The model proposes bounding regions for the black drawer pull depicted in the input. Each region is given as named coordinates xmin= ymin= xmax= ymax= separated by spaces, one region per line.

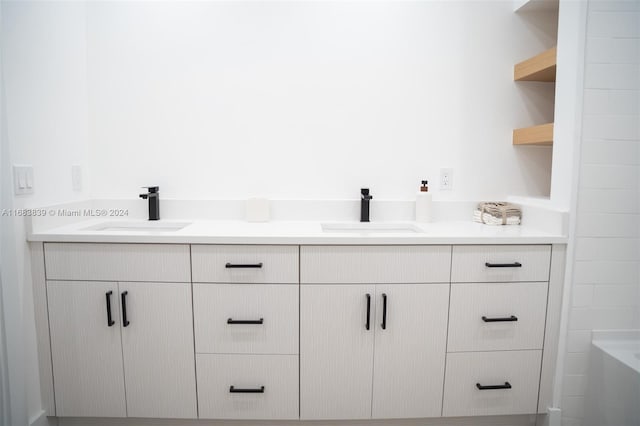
xmin=482 ymin=315 xmax=518 ymax=323
xmin=485 ymin=262 xmax=522 ymax=268
xmin=121 ymin=291 xmax=130 ymax=327
xmin=227 ymin=318 xmax=264 ymax=325
xmin=105 ymin=291 xmax=115 ymax=327
xmin=225 ymin=263 xmax=263 ymax=269
xmin=229 ymin=386 xmax=265 ymax=393
xmin=476 ymin=382 xmax=512 ymax=390
xmin=365 ymin=293 xmax=371 ymax=330
xmin=381 ymin=293 xmax=387 ymax=330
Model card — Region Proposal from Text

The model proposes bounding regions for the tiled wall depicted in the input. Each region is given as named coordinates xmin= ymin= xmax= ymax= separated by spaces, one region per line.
xmin=562 ymin=1 xmax=639 ymax=425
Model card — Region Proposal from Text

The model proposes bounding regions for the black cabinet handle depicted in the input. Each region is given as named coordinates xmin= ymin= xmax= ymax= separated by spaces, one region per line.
xmin=476 ymin=382 xmax=512 ymax=390
xmin=229 ymin=386 xmax=265 ymax=393
xmin=225 ymin=263 xmax=263 ymax=269
xmin=105 ymin=291 xmax=115 ymax=327
xmin=365 ymin=293 xmax=371 ymax=331
xmin=121 ymin=291 xmax=130 ymax=327
xmin=227 ymin=318 xmax=264 ymax=325
xmin=381 ymin=293 xmax=387 ymax=330
xmin=485 ymin=262 xmax=522 ymax=268
xmin=482 ymin=315 xmax=518 ymax=322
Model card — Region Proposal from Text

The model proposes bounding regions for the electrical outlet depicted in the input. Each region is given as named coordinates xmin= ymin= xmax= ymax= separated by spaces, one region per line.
xmin=440 ymin=168 xmax=453 ymax=191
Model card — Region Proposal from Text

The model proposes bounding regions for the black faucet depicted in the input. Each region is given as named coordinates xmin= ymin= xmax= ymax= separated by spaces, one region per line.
xmin=139 ymin=186 xmax=160 ymax=221
xmin=360 ymin=188 xmax=373 ymax=222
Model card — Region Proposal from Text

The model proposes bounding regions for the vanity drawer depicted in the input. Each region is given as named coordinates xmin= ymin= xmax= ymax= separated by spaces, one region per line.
xmin=196 ymin=354 xmax=298 ymax=419
xmin=191 ymin=245 xmax=298 ymax=284
xmin=447 ymin=282 xmax=548 ymax=352
xmin=193 ymin=284 xmax=298 ymax=355
xmin=451 ymin=245 xmax=551 ymax=283
xmin=442 ymin=350 xmax=542 ymax=417
xmin=300 ymin=245 xmax=451 ymax=284
xmin=44 ymin=243 xmax=191 ymax=282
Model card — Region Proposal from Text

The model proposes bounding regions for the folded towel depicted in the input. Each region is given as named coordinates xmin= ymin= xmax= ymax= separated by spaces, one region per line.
xmin=473 ymin=210 xmax=521 ymax=226
xmin=478 ymin=202 xmax=521 ymax=217
xmin=473 ymin=202 xmax=522 ymax=225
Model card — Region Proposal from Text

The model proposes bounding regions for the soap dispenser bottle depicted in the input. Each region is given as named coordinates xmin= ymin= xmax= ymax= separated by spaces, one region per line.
xmin=415 ymin=180 xmax=432 ymax=222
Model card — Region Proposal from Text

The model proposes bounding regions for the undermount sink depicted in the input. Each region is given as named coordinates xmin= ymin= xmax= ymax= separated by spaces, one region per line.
xmin=321 ymin=222 xmax=424 ymax=234
xmin=82 ymin=221 xmax=191 ymax=233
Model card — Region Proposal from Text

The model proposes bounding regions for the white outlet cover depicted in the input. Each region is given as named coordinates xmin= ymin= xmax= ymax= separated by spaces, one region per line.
xmin=13 ymin=165 xmax=34 ymax=195
xmin=440 ymin=168 xmax=453 ymax=191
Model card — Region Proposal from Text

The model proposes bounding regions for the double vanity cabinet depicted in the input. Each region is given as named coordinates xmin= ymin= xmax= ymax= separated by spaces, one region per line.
xmin=34 ymin=242 xmax=560 ymax=422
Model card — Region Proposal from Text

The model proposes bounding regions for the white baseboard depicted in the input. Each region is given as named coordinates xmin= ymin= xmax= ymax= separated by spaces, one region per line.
xmin=55 ymin=414 xmax=546 ymax=426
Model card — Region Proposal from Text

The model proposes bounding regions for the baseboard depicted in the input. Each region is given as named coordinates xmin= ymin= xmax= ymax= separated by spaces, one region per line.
xmin=55 ymin=414 xmax=546 ymax=426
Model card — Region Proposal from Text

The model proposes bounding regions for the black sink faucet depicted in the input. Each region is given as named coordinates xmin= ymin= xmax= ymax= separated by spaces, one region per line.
xmin=139 ymin=186 xmax=160 ymax=221
xmin=360 ymin=188 xmax=373 ymax=222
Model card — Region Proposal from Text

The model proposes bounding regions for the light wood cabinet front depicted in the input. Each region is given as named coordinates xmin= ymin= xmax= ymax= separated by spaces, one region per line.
xmin=119 ymin=282 xmax=197 ymax=419
xmin=48 ymin=281 xmax=126 ymax=417
xmin=194 ymin=283 xmax=298 ymax=355
xmin=197 ymin=354 xmax=298 ymax=419
xmin=443 ymin=350 xmax=543 ymax=416
xmin=300 ymin=284 xmax=376 ymax=420
xmin=447 ymin=282 xmax=548 ymax=352
xmin=372 ymin=284 xmax=449 ymax=419
xmin=41 ymin=242 xmax=555 ymax=422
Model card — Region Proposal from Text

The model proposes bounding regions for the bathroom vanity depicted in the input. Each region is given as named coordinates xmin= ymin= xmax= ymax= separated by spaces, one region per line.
xmin=28 ymin=218 xmax=567 ymax=424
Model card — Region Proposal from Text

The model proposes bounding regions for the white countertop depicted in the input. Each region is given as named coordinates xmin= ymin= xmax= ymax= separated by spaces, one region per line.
xmin=24 ymin=198 xmax=568 ymax=244
xmin=28 ymin=218 xmax=567 ymax=245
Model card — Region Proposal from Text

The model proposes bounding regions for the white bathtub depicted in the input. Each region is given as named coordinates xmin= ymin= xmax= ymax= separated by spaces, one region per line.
xmin=584 ymin=330 xmax=640 ymax=426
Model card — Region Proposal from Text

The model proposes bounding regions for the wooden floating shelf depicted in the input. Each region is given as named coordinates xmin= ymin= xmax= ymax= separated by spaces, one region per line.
xmin=513 ymin=122 xmax=554 ymax=146
xmin=514 ymin=47 xmax=557 ymax=82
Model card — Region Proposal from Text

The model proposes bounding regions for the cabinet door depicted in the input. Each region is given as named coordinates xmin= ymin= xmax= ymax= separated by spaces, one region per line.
xmin=119 ymin=282 xmax=197 ymax=418
xmin=48 ymin=281 xmax=126 ymax=417
xmin=300 ymin=285 xmax=375 ymax=420
xmin=372 ymin=284 xmax=449 ymax=419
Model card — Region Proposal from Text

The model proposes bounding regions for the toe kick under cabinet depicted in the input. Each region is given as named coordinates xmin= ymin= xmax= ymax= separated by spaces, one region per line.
xmin=38 ymin=242 xmax=556 ymax=422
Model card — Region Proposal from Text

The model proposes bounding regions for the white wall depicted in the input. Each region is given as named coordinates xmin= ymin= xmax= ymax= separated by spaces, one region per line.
xmin=0 ymin=0 xmax=14 ymax=422
xmin=3 ymin=0 xmax=90 ymax=206
xmin=560 ymin=1 xmax=640 ymax=425
xmin=87 ymin=0 xmax=555 ymax=201
xmin=1 ymin=1 xmax=90 ymax=424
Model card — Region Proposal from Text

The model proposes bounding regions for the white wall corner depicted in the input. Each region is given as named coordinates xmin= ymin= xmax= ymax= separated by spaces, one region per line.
xmin=514 ymin=0 xmax=560 ymax=13
xmin=513 ymin=0 xmax=529 ymax=12
xmin=534 ymin=408 xmax=562 ymax=426
xmin=549 ymin=0 xmax=588 ymax=211
xmin=547 ymin=407 xmax=562 ymax=426
xmin=29 ymin=410 xmax=57 ymax=426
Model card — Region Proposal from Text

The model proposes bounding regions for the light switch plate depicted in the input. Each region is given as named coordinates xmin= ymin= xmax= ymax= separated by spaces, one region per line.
xmin=13 ymin=165 xmax=34 ymax=195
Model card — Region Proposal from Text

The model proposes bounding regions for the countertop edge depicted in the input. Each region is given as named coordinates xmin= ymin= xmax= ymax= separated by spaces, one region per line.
xmin=28 ymin=234 xmax=568 ymax=245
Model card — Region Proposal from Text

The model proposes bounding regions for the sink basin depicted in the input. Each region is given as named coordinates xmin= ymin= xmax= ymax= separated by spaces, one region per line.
xmin=82 ymin=221 xmax=191 ymax=233
xmin=321 ymin=222 xmax=424 ymax=234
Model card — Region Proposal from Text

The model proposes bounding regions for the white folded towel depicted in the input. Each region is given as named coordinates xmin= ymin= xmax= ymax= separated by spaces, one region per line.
xmin=473 ymin=210 xmax=521 ymax=226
